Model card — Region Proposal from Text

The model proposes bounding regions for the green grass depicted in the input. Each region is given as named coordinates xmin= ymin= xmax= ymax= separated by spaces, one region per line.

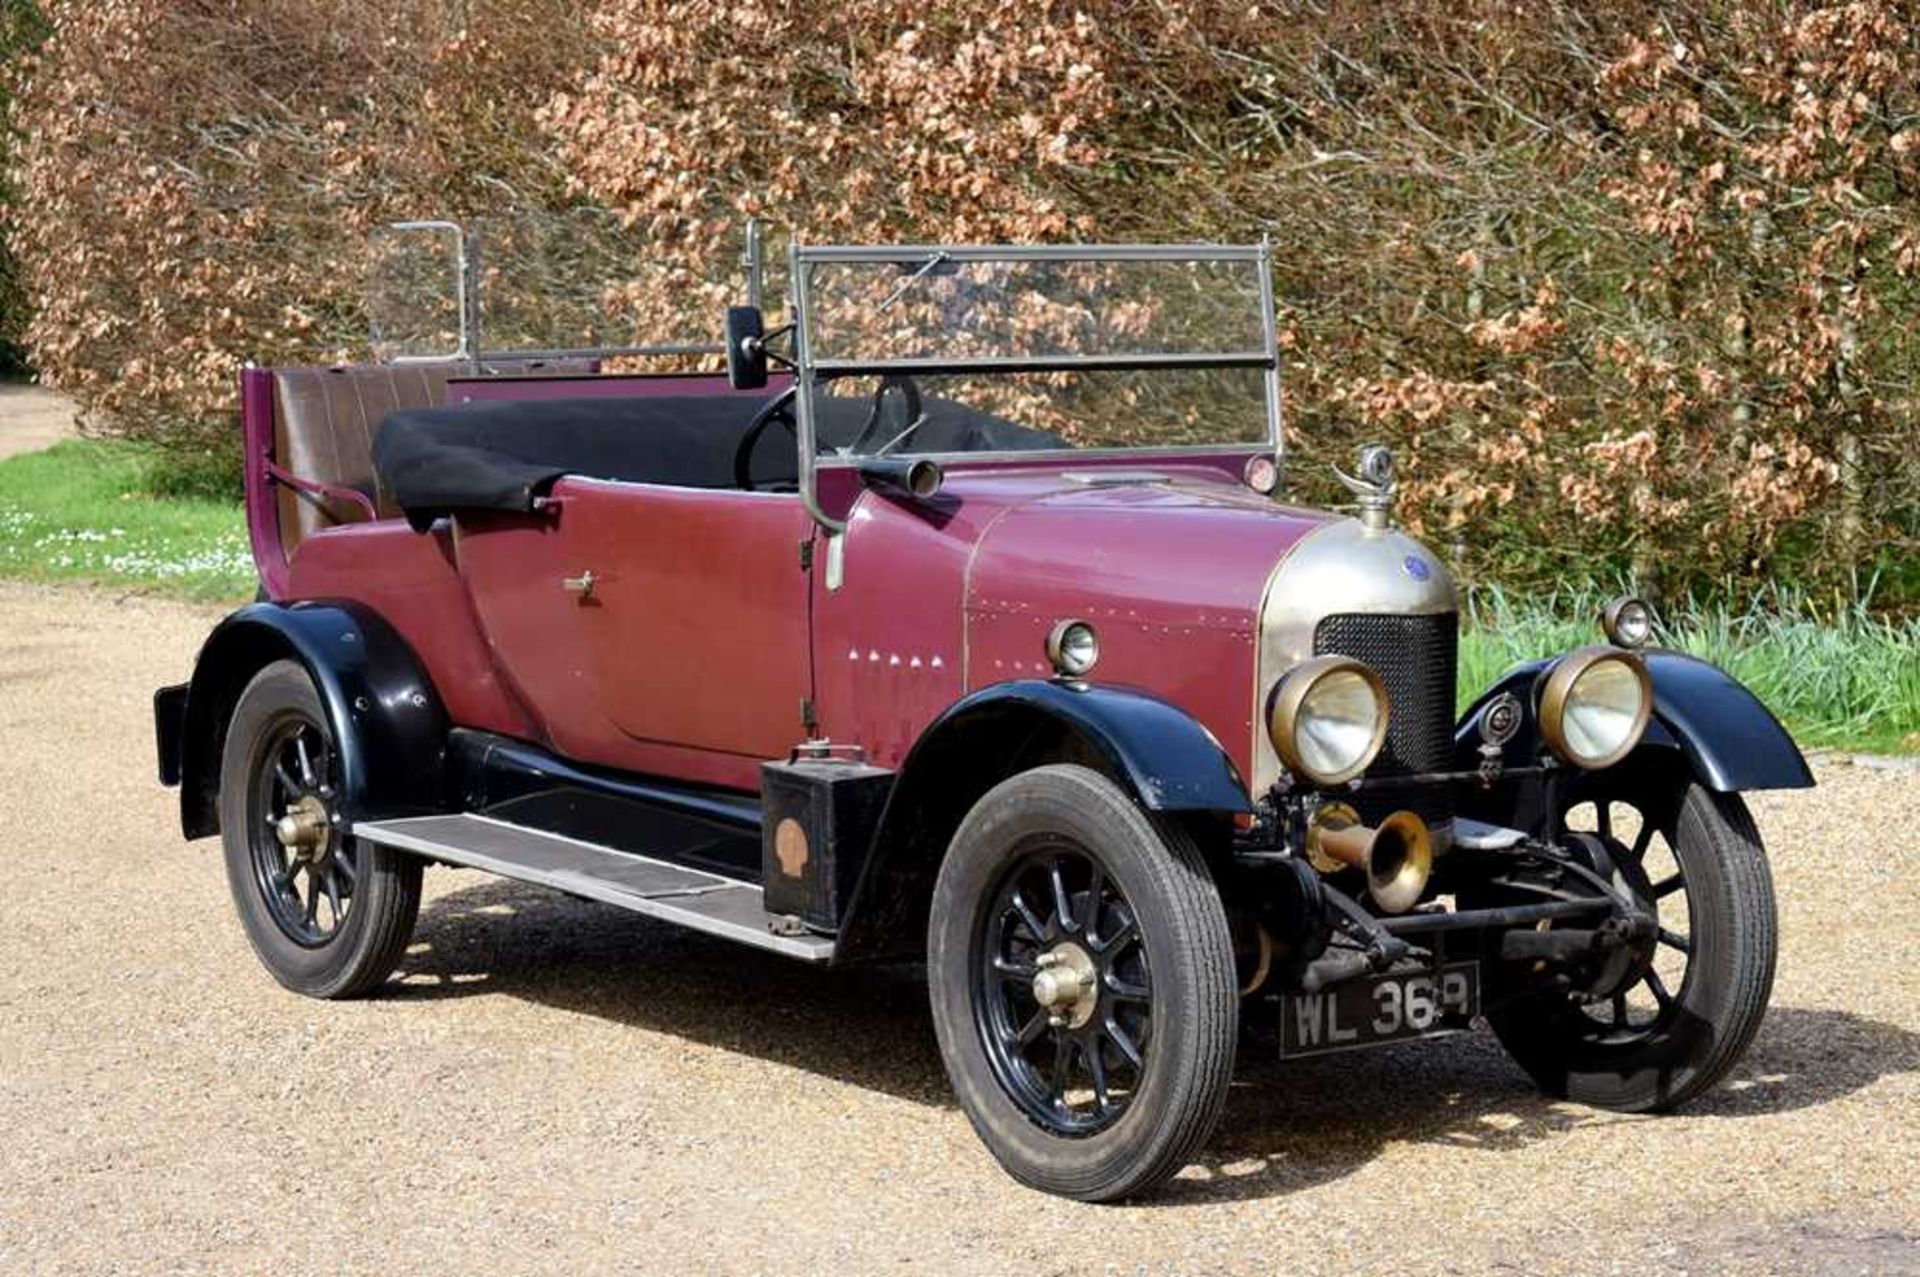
xmin=1461 ymin=586 xmax=1920 ymax=755
xmin=0 ymin=439 xmax=254 ymax=602
xmin=2 ymin=439 xmax=1912 ymax=751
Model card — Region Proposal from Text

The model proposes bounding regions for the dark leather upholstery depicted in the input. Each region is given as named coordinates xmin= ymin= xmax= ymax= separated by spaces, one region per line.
xmin=270 ymin=361 xmax=594 ymax=553
xmin=271 ymin=365 xmax=452 ymax=550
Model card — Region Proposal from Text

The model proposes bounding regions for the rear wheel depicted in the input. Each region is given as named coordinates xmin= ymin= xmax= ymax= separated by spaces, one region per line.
xmin=927 ymin=765 xmax=1237 ymax=1201
xmin=218 ymin=660 xmax=421 ymax=999
xmin=1478 ymin=773 xmax=1776 ymax=1112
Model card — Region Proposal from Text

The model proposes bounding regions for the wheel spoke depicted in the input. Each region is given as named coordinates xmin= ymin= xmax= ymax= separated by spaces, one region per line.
xmin=1645 ymin=968 xmax=1675 ymax=1009
xmin=1009 ymin=890 xmax=1048 ymax=943
xmin=1086 ymin=1038 xmax=1112 ymax=1112
xmin=1096 ymin=914 xmax=1137 ymax=956
xmin=1630 ymin=821 xmax=1656 ymax=861
xmin=302 ymin=873 xmax=321 ymax=925
xmin=1651 ymin=872 xmax=1684 ymax=899
xmin=1611 ymin=992 xmax=1628 ymax=1026
xmin=272 ymin=759 xmax=301 ymax=796
xmin=1048 ymin=1037 xmax=1075 ymax=1102
xmin=294 ymin=735 xmax=317 ymax=788
xmin=1078 ymin=862 xmax=1105 ymax=934
xmin=324 ymin=870 xmax=344 ymax=929
xmin=1104 ymin=1018 xmax=1143 ymax=1070
xmin=993 ymin=957 xmax=1037 ymax=985
xmin=331 ymin=849 xmax=357 ymax=885
xmin=1049 ymin=859 xmax=1075 ymax=933
xmin=980 ymin=843 xmax=1147 ymax=1135
xmin=1658 ymin=926 xmax=1691 ymax=954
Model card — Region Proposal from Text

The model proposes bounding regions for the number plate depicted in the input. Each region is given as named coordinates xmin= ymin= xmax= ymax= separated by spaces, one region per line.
xmin=1278 ymin=961 xmax=1479 ymax=1059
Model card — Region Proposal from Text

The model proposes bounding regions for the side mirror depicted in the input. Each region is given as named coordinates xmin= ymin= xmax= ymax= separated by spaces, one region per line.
xmin=725 ymin=306 xmax=768 ymax=390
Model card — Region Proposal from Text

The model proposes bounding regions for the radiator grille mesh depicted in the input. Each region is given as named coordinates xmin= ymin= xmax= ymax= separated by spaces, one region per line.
xmin=1313 ymin=612 xmax=1459 ymax=818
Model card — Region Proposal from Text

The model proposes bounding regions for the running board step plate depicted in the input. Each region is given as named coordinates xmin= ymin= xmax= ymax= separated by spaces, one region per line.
xmin=351 ymin=813 xmax=832 ymax=962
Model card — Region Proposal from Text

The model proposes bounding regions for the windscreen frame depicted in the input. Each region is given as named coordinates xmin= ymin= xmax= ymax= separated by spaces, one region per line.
xmin=372 ymin=217 xmax=768 ymax=367
xmin=788 ymin=241 xmax=1285 ymax=533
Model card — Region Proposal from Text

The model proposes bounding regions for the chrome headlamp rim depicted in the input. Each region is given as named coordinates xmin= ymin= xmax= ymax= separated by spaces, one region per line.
xmin=1044 ymin=618 xmax=1100 ymax=678
xmin=1266 ymin=654 xmax=1390 ymax=786
xmin=1538 ymin=645 xmax=1653 ymax=770
xmin=1600 ymin=594 xmax=1655 ymax=648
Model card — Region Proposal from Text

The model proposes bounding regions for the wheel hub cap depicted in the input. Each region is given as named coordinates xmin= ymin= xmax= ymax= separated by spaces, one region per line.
xmin=1032 ymin=942 xmax=1099 ymax=1029
xmin=275 ymin=794 xmax=331 ymax=864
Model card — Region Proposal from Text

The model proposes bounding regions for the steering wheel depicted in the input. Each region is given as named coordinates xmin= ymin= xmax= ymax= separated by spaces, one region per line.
xmin=848 ymin=375 xmax=925 ymax=457
xmin=732 ymin=386 xmax=802 ymax=491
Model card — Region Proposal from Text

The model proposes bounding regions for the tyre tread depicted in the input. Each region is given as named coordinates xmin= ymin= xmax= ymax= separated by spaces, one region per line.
xmin=927 ymin=764 xmax=1238 ymax=1202
xmin=219 ymin=660 xmax=422 ymax=1001
xmin=1487 ymin=781 xmax=1777 ymax=1113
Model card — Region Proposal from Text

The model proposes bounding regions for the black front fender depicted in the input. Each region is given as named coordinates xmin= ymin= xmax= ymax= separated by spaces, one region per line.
xmin=173 ymin=601 xmax=449 ymax=839
xmin=834 ymin=679 xmax=1249 ymax=962
xmin=1458 ymin=648 xmax=1813 ymax=793
xmin=926 ymin=680 xmax=1252 ymax=814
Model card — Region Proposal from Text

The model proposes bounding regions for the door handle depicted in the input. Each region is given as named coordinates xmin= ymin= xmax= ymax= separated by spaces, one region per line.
xmin=561 ymin=570 xmax=597 ymax=600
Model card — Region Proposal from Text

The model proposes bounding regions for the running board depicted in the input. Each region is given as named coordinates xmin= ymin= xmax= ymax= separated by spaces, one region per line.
xmin=350 ymin=813 xmax=833 ymax=962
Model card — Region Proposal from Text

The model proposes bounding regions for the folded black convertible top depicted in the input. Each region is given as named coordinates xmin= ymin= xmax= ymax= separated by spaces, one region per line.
xmin=372 ymin=392 xmax=1057 ymax=528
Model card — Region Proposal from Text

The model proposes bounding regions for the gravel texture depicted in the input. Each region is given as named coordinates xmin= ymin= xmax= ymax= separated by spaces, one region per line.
xmin=0 ymin=580 xmax=1915 ymax=1275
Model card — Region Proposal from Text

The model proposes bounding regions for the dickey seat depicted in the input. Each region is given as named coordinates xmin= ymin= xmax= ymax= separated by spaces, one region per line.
xmin=270 ymin=365 xmax=454 ymax=550
xmin=267 ymin=361 xmax=593 ymax=554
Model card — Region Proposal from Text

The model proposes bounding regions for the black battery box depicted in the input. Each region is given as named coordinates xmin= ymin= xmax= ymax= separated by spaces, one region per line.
xmin=760 ymin=753 xmax=893 ymax=932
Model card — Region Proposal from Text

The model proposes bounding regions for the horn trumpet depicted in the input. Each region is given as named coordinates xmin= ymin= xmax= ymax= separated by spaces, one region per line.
xmin=1305 ymin=802 xmax=1433 ymax=915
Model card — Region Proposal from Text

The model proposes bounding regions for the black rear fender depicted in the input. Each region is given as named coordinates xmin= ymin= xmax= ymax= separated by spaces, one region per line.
xmin=171 ymin=602 xmax=449 ymax=839
xmin=834 ymin=680 xmax=1250 ymax=962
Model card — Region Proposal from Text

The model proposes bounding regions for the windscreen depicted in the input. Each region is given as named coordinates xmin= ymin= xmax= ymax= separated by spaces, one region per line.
xmin=798 ymin=251 xmax=1275 ymax=455
xmin=368 ymin=222 xmax=466 ymax=361
xmin=803 ymin=253 xmax=1268 ymax=364
xmin=368 ymin=214 xmax=771 ymax=362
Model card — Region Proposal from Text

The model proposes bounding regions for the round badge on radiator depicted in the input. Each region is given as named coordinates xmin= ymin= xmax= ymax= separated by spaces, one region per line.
xmin=1480 ymin=691 xmax=1523 ymax=746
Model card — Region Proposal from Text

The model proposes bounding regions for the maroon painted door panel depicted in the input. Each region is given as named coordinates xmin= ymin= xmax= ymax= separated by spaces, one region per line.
xmin=558 ymin=478 xmax=815 ymax=764
xmin=449 ymin=511 xmax=594 ymax=756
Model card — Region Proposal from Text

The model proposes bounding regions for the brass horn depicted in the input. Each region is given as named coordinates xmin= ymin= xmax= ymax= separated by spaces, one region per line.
xmin=1305 ymin=802 xmax=1433 ymax=915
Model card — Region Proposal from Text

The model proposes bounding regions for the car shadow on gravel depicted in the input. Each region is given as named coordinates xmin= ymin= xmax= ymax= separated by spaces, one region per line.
xmin=395 ymin=876 xmax=957 ymax=1106
xmin=398 ymin=877 xmax=1920 ymax=1204
xmin=1158 ymin=1003 xmax=1920 ymax=1204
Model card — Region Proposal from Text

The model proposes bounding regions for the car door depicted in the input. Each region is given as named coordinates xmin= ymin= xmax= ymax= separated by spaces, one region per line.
xmin=555 ymin=476 xmax=816 ymax=786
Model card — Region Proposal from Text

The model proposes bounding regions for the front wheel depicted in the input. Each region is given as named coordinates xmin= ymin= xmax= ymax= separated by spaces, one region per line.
xmin=218 ymin=660 xmax=422 ymax=999
xmin=927 ymin=765 xmax=1237 ymax=1202
xmin=1477 ymin=774 xmax=1777 ymax=1112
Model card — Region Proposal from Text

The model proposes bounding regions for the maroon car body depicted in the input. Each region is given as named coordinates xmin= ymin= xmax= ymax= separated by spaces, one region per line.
xmin=157 ymin=240 xmax=1811 ymax=1201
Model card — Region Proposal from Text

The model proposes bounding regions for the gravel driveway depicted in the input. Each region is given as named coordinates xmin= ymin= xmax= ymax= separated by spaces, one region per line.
xmin=0 ymin=386 xmax=76 ymax=461
xmin=1 ymin=580 xmax=1915 ymax=1275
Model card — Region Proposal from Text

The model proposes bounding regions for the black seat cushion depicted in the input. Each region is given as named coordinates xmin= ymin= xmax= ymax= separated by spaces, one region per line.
xmin=372 ymin=392 xmax=1058 ymax=527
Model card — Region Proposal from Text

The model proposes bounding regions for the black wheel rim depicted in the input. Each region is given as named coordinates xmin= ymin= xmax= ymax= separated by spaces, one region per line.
xmin=1562 ymin=789 xmax=1694 ymax=1044
xmin=246 ymin=713 xmax=357 ymax=948
xmin=972 ymin=840 xmax=1152 ymax=1137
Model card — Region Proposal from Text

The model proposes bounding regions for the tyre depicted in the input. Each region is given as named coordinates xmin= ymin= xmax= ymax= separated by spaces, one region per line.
xmin=218 ymin=660 xmax=422 ymax=999
xmin=1478 ymin=773 xmax=1776 ymax=1112
xmin=927 ymin=765 xmax=1237 ymax=1201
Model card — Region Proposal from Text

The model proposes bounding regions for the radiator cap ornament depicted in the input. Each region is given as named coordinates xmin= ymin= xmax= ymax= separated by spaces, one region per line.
xmin=1334 ymin=444 xmax=1396 ymax=532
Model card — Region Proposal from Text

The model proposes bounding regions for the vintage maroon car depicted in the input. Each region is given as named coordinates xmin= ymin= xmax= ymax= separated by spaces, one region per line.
xmin=154 ymin=240 xmax=1811 ymax=1200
